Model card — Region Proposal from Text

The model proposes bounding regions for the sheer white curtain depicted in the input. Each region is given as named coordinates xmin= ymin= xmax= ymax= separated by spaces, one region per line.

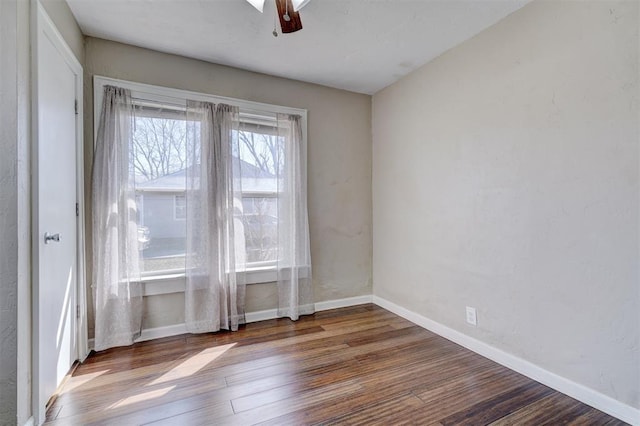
xmin=185 ymin=101 xmax=246 ymax=333
xmin=276 ymin=114 xmax=314 ymax=320
xmin=92 ymin=85 xmax=142 ymax=351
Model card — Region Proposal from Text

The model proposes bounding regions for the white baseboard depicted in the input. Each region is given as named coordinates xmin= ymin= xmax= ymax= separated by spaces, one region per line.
xmin=88 ymin=324 xmax=188 ymax=348
xmin=88 ymin=294 xmax=373 ymax=350
xmin=245 ymin=295 xmax=372 ymax=323
xmin=315 ymin=295 xmax=373 ymax=311
xmin=372 ymin=295 xmax=640 ymax=426
xmin=137 ymin=323 xmax=187 ymax=343
xmin=245 ymin=308 xmax=278 ymax=323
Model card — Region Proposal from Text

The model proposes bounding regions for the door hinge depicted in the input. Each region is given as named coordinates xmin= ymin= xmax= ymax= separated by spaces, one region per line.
xmin=76 ymin=305 xmax=80 ymax=319
xmin=74 ymin=99 xmax=78 ymax=115
xmin=76 ymin=203 xmax=79 ymax=217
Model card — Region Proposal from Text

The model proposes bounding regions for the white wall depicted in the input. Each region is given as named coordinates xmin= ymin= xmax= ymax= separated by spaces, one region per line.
xmin=373 ymin=0 xmax=639 ymax=411
xmin=83 ymin=38 xmax=373 ymax=335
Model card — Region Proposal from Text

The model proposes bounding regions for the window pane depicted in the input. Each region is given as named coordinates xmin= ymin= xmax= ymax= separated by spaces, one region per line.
xmin=242 ymin=197 xmax=277 ymax=264
xmin=132 ymin=114 xmax=187 ymax=274
xmin=235 ymin=128 xmax=283 ymax=193
xmin=235 ymin=126 xmax=283 ymax=266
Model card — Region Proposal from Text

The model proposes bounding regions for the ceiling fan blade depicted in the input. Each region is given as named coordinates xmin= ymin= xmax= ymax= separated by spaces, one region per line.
xmin=275 ymin=0 xmax=302 ymax=33
xmin=291 ymin=0 xmax=310 ymax=12
xmin=246 ymin=0 xmax=265 ymax=13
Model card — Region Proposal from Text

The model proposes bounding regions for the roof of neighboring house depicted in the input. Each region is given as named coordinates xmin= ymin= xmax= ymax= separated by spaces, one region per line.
xmin=136 ymin=158 xmax=277 ymax=193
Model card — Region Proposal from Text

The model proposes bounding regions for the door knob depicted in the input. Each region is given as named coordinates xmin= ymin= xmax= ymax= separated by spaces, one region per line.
xmin=44 ymin=232 xmax=61 ymax=244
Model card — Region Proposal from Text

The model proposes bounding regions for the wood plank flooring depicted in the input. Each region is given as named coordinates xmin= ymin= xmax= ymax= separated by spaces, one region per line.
xmin=45 ymin=304 xmax=627 ymax=425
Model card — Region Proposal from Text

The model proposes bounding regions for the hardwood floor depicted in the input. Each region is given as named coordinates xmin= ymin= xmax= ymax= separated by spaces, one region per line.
xmin=45 ymin=304 xmax=626 ymax=425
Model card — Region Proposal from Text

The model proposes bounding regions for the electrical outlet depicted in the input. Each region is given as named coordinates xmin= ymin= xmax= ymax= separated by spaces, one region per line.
xmin=466 ymin=306 xmax=477 ymax=326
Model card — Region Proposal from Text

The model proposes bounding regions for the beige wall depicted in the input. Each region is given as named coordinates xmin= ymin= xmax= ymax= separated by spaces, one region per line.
xmin=15 ymin=1 xmax=31 ymax=422
xmin=373 ymin=0 xmax=639 ymax=410
xmin=40 ymin=0 xmax=84 ymax=63
xmin=1 ymin=1 xmax=23 ymax=422
xmin=84 ymin=37 xmax=373 ymax=333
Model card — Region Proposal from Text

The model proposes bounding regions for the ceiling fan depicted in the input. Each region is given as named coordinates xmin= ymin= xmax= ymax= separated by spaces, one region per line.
xmin=246 ymin=0 xmax=311 ymax=34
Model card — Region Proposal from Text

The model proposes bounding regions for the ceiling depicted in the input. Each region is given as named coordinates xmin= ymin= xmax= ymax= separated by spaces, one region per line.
xmin=66 ymin=0 xmax=531 ymax=95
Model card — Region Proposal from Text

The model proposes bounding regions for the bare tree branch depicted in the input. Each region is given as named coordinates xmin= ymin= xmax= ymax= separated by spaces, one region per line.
xmin=131 ymin=117 xmax=188 ymax=182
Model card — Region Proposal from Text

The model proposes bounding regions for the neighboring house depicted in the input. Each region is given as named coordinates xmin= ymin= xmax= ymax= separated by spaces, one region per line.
xmin=135 ymin=158 xmax=278 ymax=264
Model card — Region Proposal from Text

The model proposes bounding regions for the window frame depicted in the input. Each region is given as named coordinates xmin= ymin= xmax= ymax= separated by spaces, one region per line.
xmin=93 ymin=76 xmax=307 ymax=289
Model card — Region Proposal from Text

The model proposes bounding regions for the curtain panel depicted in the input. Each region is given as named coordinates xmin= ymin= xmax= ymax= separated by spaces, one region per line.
xmin=276 ymin=114 xmax=314 ymax=320
xmin=92 ymin=85 xmax=143 ymax=351
xmin=185 ymin=101 xmax=246 ymax=333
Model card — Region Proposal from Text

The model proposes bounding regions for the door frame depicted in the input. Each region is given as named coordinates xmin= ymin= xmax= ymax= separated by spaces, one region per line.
xmin=31 ymin=2 xmax=87 ymax=424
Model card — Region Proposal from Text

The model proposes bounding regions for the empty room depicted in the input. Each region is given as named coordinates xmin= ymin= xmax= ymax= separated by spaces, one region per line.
xmin=1 ymin=0 xmax=638 ymax=424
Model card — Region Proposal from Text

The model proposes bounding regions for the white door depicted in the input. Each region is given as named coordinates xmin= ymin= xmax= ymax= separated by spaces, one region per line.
xmin=33 ymin=5 xmax=84 ymax=424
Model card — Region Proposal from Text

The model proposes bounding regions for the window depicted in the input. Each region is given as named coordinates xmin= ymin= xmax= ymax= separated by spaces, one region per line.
xmin=174 ymin=195 xmax=186 ymax=220
xmin=96 ymin=77 xmax=307 ymax=283
xmin=131 ymin=107 xmax=283 ymax=275
xmin=132 ymin=108 xmax=188 ymax=275
xmin=236 ymin=120 xmax=283 ymax=268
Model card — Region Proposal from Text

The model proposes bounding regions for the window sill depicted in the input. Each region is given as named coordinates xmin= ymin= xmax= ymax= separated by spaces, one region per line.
xmin=139 ymin=267 xmax=277 ymax=296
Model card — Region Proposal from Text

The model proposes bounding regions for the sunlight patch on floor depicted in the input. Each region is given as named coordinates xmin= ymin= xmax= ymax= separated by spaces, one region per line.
xmin=108 ymin=386 xmax=175 ymax=409
xmin=60 ymin=370 xmax=109 ymax=394
xmin=148 ymin=343 xmax=237 ymax=386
